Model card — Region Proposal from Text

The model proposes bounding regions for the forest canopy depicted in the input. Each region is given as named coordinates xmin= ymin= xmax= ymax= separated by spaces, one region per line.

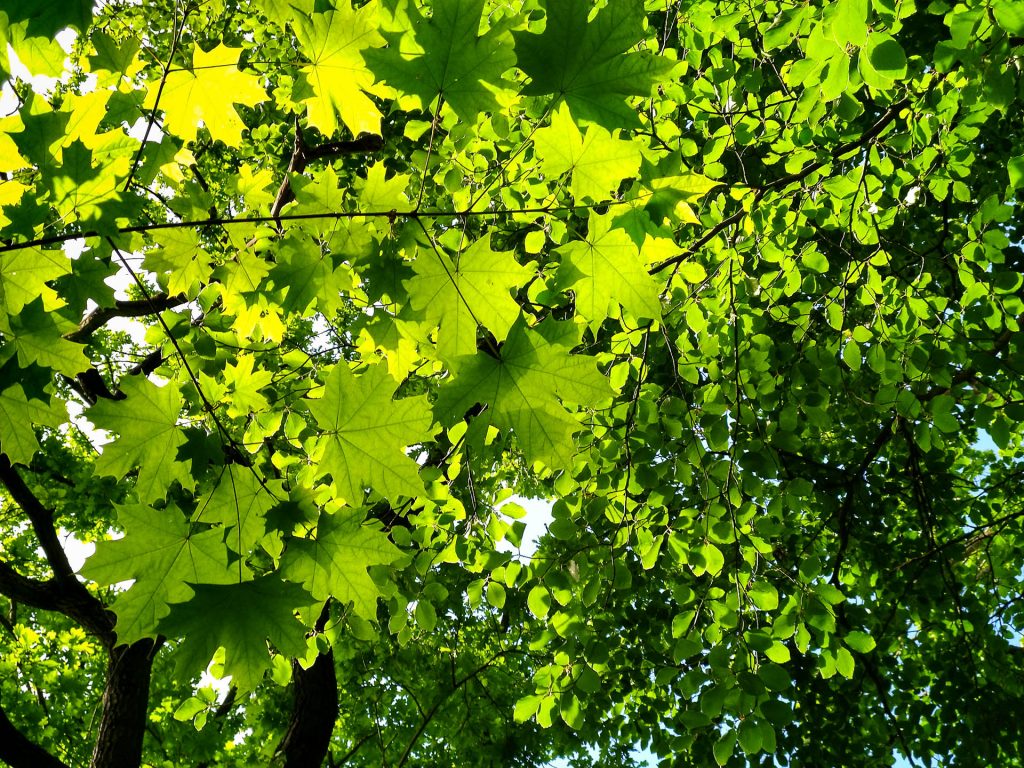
xmin=1 ymin=0 xmax=1024 ymax=766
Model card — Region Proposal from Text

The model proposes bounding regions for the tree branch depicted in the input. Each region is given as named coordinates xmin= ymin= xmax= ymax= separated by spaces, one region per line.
xmin=0 ymin=455 xmax=76 ymax=582
xmin=0 ymin=204 xmax=579 ymax=255
xmin=0 ymin=560 xmax=60 ymax=610
xmin=89 ymin=640 xmax=161 ymax=768
xmin=0 ymin=698 xmax=70 ymax=768
xmin=0 ymin=456 xmax=113 ymax=641
xmin=64 ymin=293 xmax=187 ymax=344
xmin=270 ymin=123 xmax=383 ymax=224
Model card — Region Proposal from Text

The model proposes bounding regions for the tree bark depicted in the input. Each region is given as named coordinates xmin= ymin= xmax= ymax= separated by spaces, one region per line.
xmin=276 ymin=649 xmax=339 ymax=768
xmin=89 ymin=640 xmax=158 ymax=768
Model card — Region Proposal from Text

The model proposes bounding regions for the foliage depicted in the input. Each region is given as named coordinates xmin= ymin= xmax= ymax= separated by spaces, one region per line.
xmin=1 ymin=0 xmax=1024 ymax=766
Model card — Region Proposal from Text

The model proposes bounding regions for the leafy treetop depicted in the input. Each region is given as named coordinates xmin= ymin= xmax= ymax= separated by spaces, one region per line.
xmin=1 ymin=0 xmax=1024 ymax=767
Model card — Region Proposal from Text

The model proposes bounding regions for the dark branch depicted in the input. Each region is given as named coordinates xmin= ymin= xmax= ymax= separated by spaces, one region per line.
xmin=270 ymin=123 xmax=384 ymax=222
xmin=305 ymin=133 xmax=384 ymax=161
xmin=89 ymin=640 xmax=161 ymax=768
xmin=0 ymin=204 xmax=579 ymax=255
xmin=0 ymin=700 xmax=70 ymax=768
xmin=829 ymin=416 xmax=898 ymax=585
xmin=0 ymin=455 xmax=76 ymax=582
xmin=0 ymin=456 xmax=113 ymax=641
xmin=0 ymin=560 xmax=60 ymax=610
xmin=64 ymin=293 xmax=187 ymax=343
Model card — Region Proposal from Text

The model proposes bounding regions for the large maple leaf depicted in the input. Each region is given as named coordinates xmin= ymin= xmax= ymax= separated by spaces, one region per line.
xmin=0 ymin=384 xmax=64 ymax=466
xmin=533 ymin=103 xmax=642 ymax=203
xmin=556 ymin=211 xmax=662 ymax=329
xmin=268 ymin=230 xmax=351 ymax=317
xmin=307 ymin=363 xmax=433 ymax=503
xmin=193 ymin=464 xmax=283 ymax=555
xmin=145 ymin=43 xmax=268 ymax=146
xmin=365 ymin=0 xmax=517 ymax=120
xmin=435 ymin=316 xmax=613 ymax=468
xmin=89 ymin=376 xmax=193 ymax=503
xmin=294 ymin=2 xmax=386 ymax=137
xmin=47 ymin=140 xmax=127 ymax=224
xmin=2 ymin=299 xmax=89 ymax=377
xmin=144 ymin=228 xmax=213 ymax=297
xmin=157 ymin=576 xmax=312 ymax=692
xmin=514 ymin=0 xmax=676 ymax=127
xmin=404 ymin=234 xmax=531 ymax=362
xmin=281 ymin=510 xmax=401 ymax=619
xmin=0 ymin=246 xmax=70 ymax=316
xmin=80 ymin=503 xmax=237 ymax=644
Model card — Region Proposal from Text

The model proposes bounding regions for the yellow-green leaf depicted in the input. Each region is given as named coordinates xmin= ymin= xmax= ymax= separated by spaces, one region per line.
xmin=147 ymin=43 xmax=267 ymax=146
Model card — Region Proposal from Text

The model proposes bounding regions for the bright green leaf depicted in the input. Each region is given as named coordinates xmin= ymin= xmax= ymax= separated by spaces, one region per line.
xmin=281 ymin=509 xmax=402 ymax=619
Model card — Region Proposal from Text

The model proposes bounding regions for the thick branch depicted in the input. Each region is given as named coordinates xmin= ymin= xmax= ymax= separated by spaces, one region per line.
xmin=270 ymin=125 xmax=384 ymax=222
xmin=0 ymin=456 xmax=113 ymax=640
xmin=0 ymin=455 xmax=76 ymax=582
xmin=0 ymin=560 xmax=60 ymax=610
xmin=829 ymin=416 xmax=898 ymax=584
xmin=0 ymin=700 xmax=70 ymax=768
xmin=64 ymin=293 xmax=187 ymax=344
xmin=305 ymin=133 xmax=384 ymax=161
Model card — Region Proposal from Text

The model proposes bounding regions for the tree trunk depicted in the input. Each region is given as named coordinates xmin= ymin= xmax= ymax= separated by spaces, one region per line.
xmin=276 ymin=648 xmax=339 ymax=768
xmin=89 ymin=640 xmax=158 ymax=768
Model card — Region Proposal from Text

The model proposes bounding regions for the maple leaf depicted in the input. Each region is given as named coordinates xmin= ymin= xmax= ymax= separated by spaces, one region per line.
xmin=404 ymin=234 xmax=532 ymax=361
xmin=290 ymin=165 xmax=344 ymax=214
xmin=9 ymin=102 xmax=67 ymax=175
xmin=89 ymin=376 xmax=193 ymax=503
xmin=357 ymin=161 xmax=410 ymax=212
xmin=229 ymin=165 xmax=277 ymax=210
xmin=286 ymin=165 xmax=352 ymax=244
xmin=0 ymin=246 xmax=70 ymax=316
xmin=221 ymin=354 xmax=274 ymax=417
xmin=0 ymin=131 xmax=26 ymax=174
xmin=556 ymin=211 xmax=661 ymax=328
xmin=193 ymin=464 xmax=282 ymax=555
xmin=533 ymin=103 xmax=642 ymax=203
xmin=514 ymin=0 xmax=676 ymax=127
xmin=61 ymin=91 xmax=113 ymax=149
xmin=157 ymin=576 xmax=313 ymax=692
xmin=365 ymin=0 xmax=517 ymax=120
xmin=215 ymin=248 xmax=271 ymax=314
xmin=281 ymin=509 xmax=401 ymax=619
xmin=294 ymin=3 xmax=386 ymax=138
xmin=145 ymin=43 xmax=268 ymax=146
xmin=47 ymin=140 xmax=129 ymax=224
xmin=0 ymin=0 xmax=91 ymax=79
xmin=80 ymin=503 xmax=237 ymax=644
xmin=639 ymin=172 xmax=722 ymax=225
xmin=1 ymin=298 xmax=89 ymax=376
xmin=307 ymin=363 xmax=432 ymax=503
xmin=55 ymin=247 xmax=118 ymax=316
xmin=144 ymin=228 xmax=213 ymax=296
xmin=268 ymin=231 xmax=351 ymax=317
xmin=355 ymin=315 xmax=422 ymax=380
xmin=88 ymin=31 xmax=142 ymax=88
xmin=0 ymin=384 xmax=63 ymax=465
xmin=435 ymin=317 xmax=613 ymax=468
